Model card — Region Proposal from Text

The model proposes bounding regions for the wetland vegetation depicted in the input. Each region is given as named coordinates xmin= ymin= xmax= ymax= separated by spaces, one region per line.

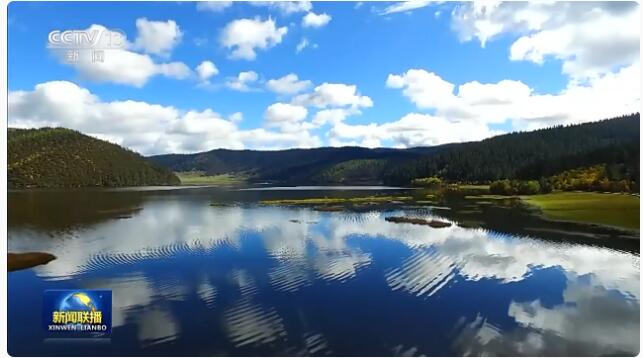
xmin=258 ymin=186 xmax=639 ymax=232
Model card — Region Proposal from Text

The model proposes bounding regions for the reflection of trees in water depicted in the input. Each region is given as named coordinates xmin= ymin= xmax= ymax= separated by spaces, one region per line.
xmin=432 ymin=197 xmax=640 ymax=253
xmin=8 ymin=190 xmax=148 ymax=232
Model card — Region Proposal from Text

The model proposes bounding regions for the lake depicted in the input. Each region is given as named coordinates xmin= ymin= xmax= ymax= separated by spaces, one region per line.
xmin=7 ymin=187 xmax=640 ymax=356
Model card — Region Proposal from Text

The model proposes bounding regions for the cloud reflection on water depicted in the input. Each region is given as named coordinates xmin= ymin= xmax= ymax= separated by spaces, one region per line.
xmin=8 ymin=202 xmax=640 ymax=355
xmin=453 ymin=273 xmax=640 ymax=355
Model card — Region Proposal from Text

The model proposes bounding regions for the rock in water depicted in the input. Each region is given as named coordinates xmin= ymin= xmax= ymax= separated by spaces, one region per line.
xmin=8 ymin=252 xmax=57 ymax=272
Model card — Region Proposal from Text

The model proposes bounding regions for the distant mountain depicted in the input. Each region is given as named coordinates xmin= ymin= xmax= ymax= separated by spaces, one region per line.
xmin=9 ymin=128 xmax=180 ymax=188
xmin=150 ymin=146 xmax=438 ymax=184
xmin=149 ymin=113 xmax=640 ymax=186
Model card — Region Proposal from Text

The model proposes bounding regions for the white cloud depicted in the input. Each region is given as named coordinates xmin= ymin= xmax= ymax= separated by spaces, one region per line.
xmin=157 ymin=62 xmax=191 ymax=79
xmin=132 ymin=18 xmax=183 ymax=56
xmin=64 ymin=48 xmax=190 ymax=87
xmin=296 ymin=38 xmax=318 ymax=53
xmin=51 ymin=24 xmax=190 ymax=87
xmin=265 ymin=103 xmax=308 ymax=124
xmin=226 ymin=71 xmax=259 ymax=91
xmin=311 ymin=108 xmax=356 ymax=127
xmin=195 ymin=60 xmax=219 ymax=83
xmin=266 ymin=73 xmax=311 ymax=95
xmin=302 ymin=12 xmax=332 ymax=28
xmin=380 ymin=1 xmax=436 ymax=15
xmin=241 ymin=128 xmax=321 ymax=149
xmin=329 ymin=112 xmax=495 ymax=149
xmin=516 ymin=63 xmax=641 ymax=130
xmin=289 ymin=83 xmax=375 ymax=146
xmin=293 ymin=83 xmax=373 ymax=109
xmin=509 ymin=8 xmax=639 ymax=78
xmin=386 ymin=65 xmax=640 ymax=129
xmin=386 ymin=69 xmax=456 ymax=109
xmin=196 ymin=1 xmax=233 ymax=12
xmin=264 ymin=103 xmax=309 ymax=132
xmin=451 ymin=2 xmax=640 ymax=78
xmin=220 ymin=17 xmax=288 ymax=60
xmin=250 ymin=1 xmax=312 ymax=15
xmin=457 ymin=80 xmax=532 ymax=105
xmin=381 ymin=113 xmax=494 ymax=147
xmin=296 ymin=38 xmax=309 ymax=53
xmin=228 ymin=112 xmax=243 ymax=122
xmin=8 ymin=81 xmax=320 ymax=155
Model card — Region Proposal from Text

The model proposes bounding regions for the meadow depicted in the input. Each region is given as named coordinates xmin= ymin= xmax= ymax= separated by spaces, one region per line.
xmin=522 ymin=192 xmax=640 ymax=231
xmin=175 ymin=171 xmax=247 ymax=186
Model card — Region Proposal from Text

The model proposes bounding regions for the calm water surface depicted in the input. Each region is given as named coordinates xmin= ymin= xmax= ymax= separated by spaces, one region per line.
xmin=8 ymin=187 xmax=640 ymax=356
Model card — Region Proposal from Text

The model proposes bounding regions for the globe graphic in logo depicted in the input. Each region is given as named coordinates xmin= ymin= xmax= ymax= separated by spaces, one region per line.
xmin=59 ymin=292 xmax=98 ymax=311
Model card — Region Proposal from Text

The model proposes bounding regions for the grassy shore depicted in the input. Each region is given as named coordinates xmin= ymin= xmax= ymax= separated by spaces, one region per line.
xmin=260 ymin=190 xmax=640 ymax=231
xmin=176 ymin=172 xmax=246 ymax=186
xmin=522 ymin=192 xmax=639 ymax=231
xmin=454 ymin=184 xmax=490 ymax=190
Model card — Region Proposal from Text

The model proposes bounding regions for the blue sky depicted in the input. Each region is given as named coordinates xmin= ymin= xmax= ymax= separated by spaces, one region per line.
xmin=7 ymin=1 xmax=640 ymax=154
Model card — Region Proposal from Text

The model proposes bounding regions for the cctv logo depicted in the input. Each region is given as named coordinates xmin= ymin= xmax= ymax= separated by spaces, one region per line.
xmin=48 ymin=28 xmax=125 ymax=49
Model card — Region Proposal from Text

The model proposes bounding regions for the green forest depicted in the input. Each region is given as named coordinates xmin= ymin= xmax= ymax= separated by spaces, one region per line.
xmin=8 ymin=127 xmax=180 ymax=188
xmin=380 ymin=113 xmax=639 ymax=185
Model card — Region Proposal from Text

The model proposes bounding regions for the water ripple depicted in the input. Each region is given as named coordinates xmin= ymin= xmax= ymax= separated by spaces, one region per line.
xmin=313 ymin=251 xmax=372 ymax=282
xmin=386 ymin=250 xmax=459 ymax=298
xmin=269 ymin=262 xmax=312 ymax=292
xmin=302 ymin=332 xmax=332 ymax=355
xmin=197 ymin=281 xmax=218 ymax=308
xmin=224 ymin=298 xmax=286 ymax=347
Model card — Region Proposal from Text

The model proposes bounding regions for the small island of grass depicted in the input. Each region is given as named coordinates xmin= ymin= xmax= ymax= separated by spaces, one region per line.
xmin=259 ymin=195 xmax=415 ymax=212
xmin=260 ymin=196 xmax=413 ymax=206
xmin=385 ymin=216 xmax=452 ymax=228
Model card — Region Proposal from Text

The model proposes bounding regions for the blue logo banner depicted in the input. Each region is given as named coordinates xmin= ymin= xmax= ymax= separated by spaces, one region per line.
xmin=42 ymin=290 xmax=112 ymax=337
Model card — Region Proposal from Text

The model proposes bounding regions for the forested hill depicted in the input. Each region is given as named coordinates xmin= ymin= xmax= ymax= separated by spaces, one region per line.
xmin=9 ymin=128 xmax=180 ymax=188
xmin=149 ymin=113 xmax=639 ymax=186
xmin=382 ymin=113 xmax=640 ymax=184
